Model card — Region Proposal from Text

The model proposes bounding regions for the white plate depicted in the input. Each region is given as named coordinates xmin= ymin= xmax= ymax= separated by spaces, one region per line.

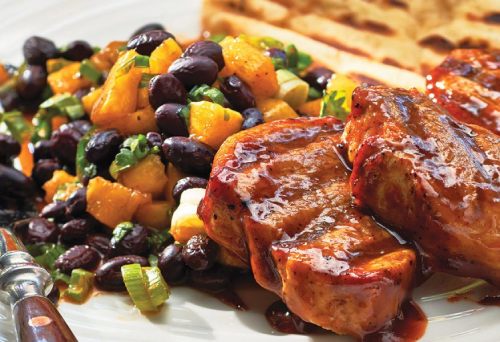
xmin=0 ymin=1 xmax=499 ymax=341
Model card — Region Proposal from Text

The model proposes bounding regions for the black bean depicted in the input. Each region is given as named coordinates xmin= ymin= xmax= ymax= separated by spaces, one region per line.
xmin=23 ymin=218 xmax=59 ymax=244
xmin=182 ymin=41 xmax=225 ymax=70
xmin=109 ymin=224 xmax=150 ymax=257
xmin=95 ymin=255 xmax=149 ymax=292
xmin=0 ymin=164 xmax=36 ymax=199
xmin=131 ymin=23 xmax=166 ymax=37
xmin=158 ymin=244 xmax=188 ymax=285
xmin=31 ymin=158 xmax=60 ymax=186
xmin=241 ymin=108 xmax=264 ymax=130
xmin=303 ymin=67 xmax=333 ymax=91
xmin=0 ymin=89 xmax=20 ymax=112
xmin=62 ymin=40 xmax=94 ymax=61
xmin=182 ymin=234 xmax=218 ymax=271
xmin=168 ymin=56 xmax=218 ymax=89
xmin=85 ymin=233 xmax=111 ymax=256
xmin=148 ymin=73 xmax=187 ymax=109
xmin=23 ymin=36 xmax=59 ymax=66
xmin=265 ymin=48 xmax=288 ymax=69
xmin=172 ymin=177 xmax=208 ymax=203
xmin=60 ymin=217 xmax=96 ymax=245
xmin=155 ymin=103 xmax=189 ymax=137
xmin=162 ymin=137 xmax=215 ymax=176
xmin=85 ymin=129 xmax=123 ymax=164
xmin=51 ymin=120 xmax=91 ymax=167
xmin=33 ymin=140 xmax=54 ymax=161
xmin=94 ymin=163 xmax=113 ymax=181
xmin=127 ymin=30 xmax=176 ymax=56
xmin=40 ymin=201 xmax=68 ymax=222
xmin=66 ymin=187 xmax=87 ymax=217
xmin=220 ymin=75 xmax=256 ymax=111
xmin=266 ymin=300 xmax=315 ymax=334
xmin=146 ymin=132 xmax=163 ymax=149
xmin=0 ymin=133 xmax=21 ymax=162
xmin=16 ymin=65 xmax=47 ymax=100
xmin=55 ymin=245 xmax=100 ymax=274
xmin=190 ymin=264 xmax=232 ymax=292
xmin=74 ymin=87 xmax=91 ymax=100
xmin=1 ymin=210 xmax=36 ymax=230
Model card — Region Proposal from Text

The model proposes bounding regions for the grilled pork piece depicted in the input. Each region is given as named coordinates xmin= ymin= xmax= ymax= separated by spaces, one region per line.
xmin=426 ymin=49 xmax=500 ymax=135
xmin=343 ymin=86 xmax=500 ymax=286
xmin=199 ymin=117 xmax=416 ymax=337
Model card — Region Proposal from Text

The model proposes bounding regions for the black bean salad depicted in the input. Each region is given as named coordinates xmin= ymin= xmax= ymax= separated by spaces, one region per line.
xmin=0 ymin=22 xmax=357 ymax=312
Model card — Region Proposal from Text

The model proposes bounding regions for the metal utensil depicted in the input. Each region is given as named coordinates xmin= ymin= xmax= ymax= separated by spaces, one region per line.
xmin=0 ymin=228 xmax=77 ymax=342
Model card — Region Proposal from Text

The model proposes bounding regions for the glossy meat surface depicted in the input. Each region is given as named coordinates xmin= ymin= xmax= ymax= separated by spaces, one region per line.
xmin=343 ymin=86 xmax=500 ymax=286
xmin=426 ymin=49 xmax=500 ymax=135
xmin=199 ymin=117 xmax=416 ymax=337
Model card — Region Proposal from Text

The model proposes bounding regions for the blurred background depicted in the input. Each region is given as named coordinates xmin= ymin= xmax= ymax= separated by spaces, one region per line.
xmin=0 ymin=0 xmax=201 ymax=63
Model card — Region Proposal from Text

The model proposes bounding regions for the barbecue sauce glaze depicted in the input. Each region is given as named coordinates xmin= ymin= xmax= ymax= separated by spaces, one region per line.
xmin=266 ymin=300 xmax=427 ymax=341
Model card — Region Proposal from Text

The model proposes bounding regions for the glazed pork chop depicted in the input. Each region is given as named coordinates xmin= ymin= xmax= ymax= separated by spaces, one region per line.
xmin=426 ymin=49 xmax=500 ymax=135
xmin=199 ymin=117 xmax=416 ymax=337
xmin=343 ymin=86 xmax=500 ymax=286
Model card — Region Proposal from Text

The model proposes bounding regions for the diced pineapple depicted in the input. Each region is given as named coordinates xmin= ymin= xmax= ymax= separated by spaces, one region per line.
xmin=170 ymin=188 xmax=206 ymax=243
xmin=257 ymin=98 xmax=298 ymax=122
xmin=149 ymin=38 xmax=182 ymax=74
xmin=42 ymin=170 xmax=78 ymax=203
xmin=189 ymin=101 xmax=243 ymax=149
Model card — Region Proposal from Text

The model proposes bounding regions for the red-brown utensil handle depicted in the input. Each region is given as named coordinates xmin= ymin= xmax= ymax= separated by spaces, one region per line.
xmin=13 ymin=295 xmax=77 ymax=342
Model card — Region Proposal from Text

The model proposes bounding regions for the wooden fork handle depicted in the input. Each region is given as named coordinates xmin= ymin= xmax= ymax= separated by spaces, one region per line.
xmin=13 ymin=295 xmax=77 ymax=342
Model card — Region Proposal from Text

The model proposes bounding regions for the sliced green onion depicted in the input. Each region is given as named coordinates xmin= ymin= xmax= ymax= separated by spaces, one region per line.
xmin=27 ymin=244 xmax=70 ymax=284
xmin=111 ymin=222 xmax=134 ymax=245
xmin=65 ymin=104 xmax=85 ymax=119
xmin=64 ymin=269 xmax=94 ymax=303
xmin=109 ymin=134 xmax=157 ymax=179
xmin=121 ymin=263 xmax=157 ymax=312
xmin=80 ymin=59 xmax=102 ymax=84
xmin=134 ymin=55 xmax=150 ymax=68
xmin=143 ymin=267 xmax=170 ymax=307
xmin=188 ymin=84 xmax=225 ymax=106
xmin=0 ymin=111 xmax=31 ymax=142
xmin=29 ymin=243 xmax=66 ymax=270
xmin=76 ymin=129 xmax=97 ymax=180
xmin=276 ymin=69 xmax=309 ymax=109
xmin=40 ymin=93 xmax=85 ymax=120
